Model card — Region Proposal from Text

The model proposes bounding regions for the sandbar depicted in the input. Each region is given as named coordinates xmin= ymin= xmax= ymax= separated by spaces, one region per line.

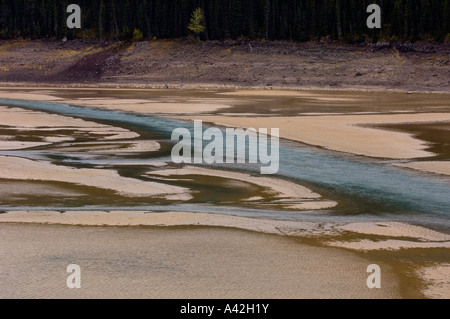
xmin=0 ymin=106 xmax=139 ymax=144
xmin=147 ymin=166 xmax=337 ymax=210
xmin=0 ymin=156 xmax=190 ymax=199
xmin=418 ymin=264 xmax=450 ymax=299
xmin=327 ymin=239 xmax=450 ymax=251
xmin=176 ymin=113 xmax=450 ymax=159
xmin=49 ymin=140 xmax=161 ymax=153
xmin=394 ymin=161 xmax=450 ymax=176
xmin=1 ymin=211 xmax=447 ymax=248
xmin=0 ymin=211 xmax=448 ymax=298
xmin=66 ymin=99 xmax=234 ymax=114
xmin=0 ymin=90 xmax=235 ymax=114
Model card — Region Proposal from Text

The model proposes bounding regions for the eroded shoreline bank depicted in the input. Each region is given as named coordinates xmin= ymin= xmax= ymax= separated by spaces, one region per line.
xmin=0 ymin=39 xmax=449 ymax=93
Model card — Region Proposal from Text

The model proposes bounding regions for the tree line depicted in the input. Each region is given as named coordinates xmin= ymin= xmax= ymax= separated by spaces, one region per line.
xmin=0 ymin=0 xmax=449 ymax=42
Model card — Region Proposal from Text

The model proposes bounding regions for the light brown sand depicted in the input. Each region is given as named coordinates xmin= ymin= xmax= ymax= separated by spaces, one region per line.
xmin=419 ymin=264 xmax=450 ymax=299
xmin=176 ymin=113 xmax=450 ymax=159
xmin=218 ymin=90 xmax=361 ymax=102
xmin=148 ymin=166 xmax=337 ymax=210
xmin=0 ymin=211 xmax=327 ymax=235
xmin=0 ymin=156 xmax=190 ymax=199
xmin=1 ymin=211 xmax=447 ymax=247
xmin=0 ymin=106 xmax=103 ymax=128
xmin=327 ymin=222 xmax=450 ymax=251
xmin=327 ymin=239 xmax=450 ymax=251
xmin=395 ymin=161 xmax=450 ymax=176
xmin=1 ymin=88 xmax=448 ymax=298
xmin=67 ymin=99 xmax=234 ymax=114
xmin=50 ymin=140 xmax=161 ymax=153
xmin=0 ymin=211 xmax=447 ymax=298
xmin=0 ymin=223 xmax=400 ymax=299
xmin=3 ymin=89 xmax=448 ymax=161
xmin=0 ymin=140 xmax=49 ymax=150
xmin=150 ymin=166 xmax=320 ymax=198
xmin=284 ymin=201 xmax=338 ymax=210
xmin=0 ymin=91 xmax=64 ymax=101
xmin=0 ymin=90 xmax=238 ymax=115
xmin=0 ymin=182 xmax=84 ymax=198
xmin=218 ymin=90 xmax=318 ymax=97
xmin=0 ymin=104 xmax=161 ymax=154
xmin=0 ymin=106 xmax=139 ymax=143
xmin=337 ymin=222 xmax=450 ymax=242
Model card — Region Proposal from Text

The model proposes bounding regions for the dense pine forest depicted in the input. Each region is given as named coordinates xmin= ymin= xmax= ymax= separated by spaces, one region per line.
xmin=0 ymin=0 xmax=449 ymax=42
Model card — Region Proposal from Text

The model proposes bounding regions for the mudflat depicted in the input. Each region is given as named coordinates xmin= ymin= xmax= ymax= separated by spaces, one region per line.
xmin=0 ymin=87 xmax=448 ymax=299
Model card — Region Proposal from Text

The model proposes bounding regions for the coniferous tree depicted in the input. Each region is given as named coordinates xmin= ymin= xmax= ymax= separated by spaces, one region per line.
xmin=188 ymin=7 xmax=205 ymax=39
xmin=0 ymin=0 xmax=447 ymax=42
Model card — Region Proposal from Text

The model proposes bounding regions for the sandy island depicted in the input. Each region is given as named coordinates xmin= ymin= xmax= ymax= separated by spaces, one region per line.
xmin=147 ymin=166 xmax=337 ymax=210
xmin=175 ymin=113 xmax=450 ymax=160
xmin=1 ymin=211 xmax=448 ymax=243
xmin=0 ymin=90 xmax=237 ymax=114
xmin=0 ymin=105 xmax=139 ymax=145
xmin=0 ymin=156 xmax=190 ymax=200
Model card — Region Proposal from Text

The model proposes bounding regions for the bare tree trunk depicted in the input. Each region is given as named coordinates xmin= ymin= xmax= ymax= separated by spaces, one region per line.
xmin=264 ymin=0 xmax=270 ymax=40
xmin=98 ymin=0 xmax=103 ymax=38
xmin=202 ymin=10 xmax=209 ymax=41
xmin=112 ymin=0 xmax=119 ymax=37
xmin=335 ymin=0 xmax=342 ymax=38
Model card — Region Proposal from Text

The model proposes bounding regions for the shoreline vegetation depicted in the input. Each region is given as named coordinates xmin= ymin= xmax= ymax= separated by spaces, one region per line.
xmin=1 ymin=1 xmax=449 ymax=43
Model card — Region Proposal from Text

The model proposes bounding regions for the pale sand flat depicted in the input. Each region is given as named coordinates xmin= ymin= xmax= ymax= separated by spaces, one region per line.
xmin=147 ymin=166 xmax=337 ymax=210
xmin=2 ymin=211 xmax=447 ymax=244
xmin=0 ymin=90 xmax=248 ymax=114
xmin=0 ymin=211 xmax=324 ymax=235
xmin=418 ymin=264 xmax=450 ymax=299
xmin=218 ymin=90 xmax=321 ymax=97
xmin=326 ymin=239 xmax=450 ymax=251
xmin=285 ymin=201 xmax=340 ymax=210
xmin=176 ymin=113 xmax=450 ymax=159
xmin=43 ymin=136 xmax=75 ymax=143
xmin=78 ymin=97 xmax=240 ymax=105
xmin=50 ymin=140 xmax=161 ymax=153
xmin=0 ymin=156 xmax=190 ymax=199
xmin=0 ymin=211 xmax=447 ymax=298
xmin=302 ymin=96 xmax=362 ymax=102
xmin=77 ymin=98 xmax=155 ymax=104
xmin=0 ymin=106 xmax=106 ymax=127
xmin=96 ymin=160 xmax=168 ymax=167
xmin=395 ymin=161 xmax=450 ymax=176
xmin=0 ymin=106 xmax=139 ymax=140
xmin=327 ymin=222 xmax=450 ymax=251
xmin=122 ymin=140 xmax=160 ymax=152
xmin=0 ymin=222 xmax=400 ymax=299
xmin=66 ymin=99 xmax=233 ymax=114
xmin=218 ymin=90 xmax=363 ymax=102
xmin=0 ymin=182 xmax=85 ymax=197
xmin=0 ymin=141 xmax=50 ymax=150
xmin=337 ymin=222 xmax=450 ymax=241
xmin=0 ymin=91 xmax=64 ymax=101
xmin=149 ymin=166 xmax=320 ymax=198
xmin=2 ymin=211 xmax=449 ymax=255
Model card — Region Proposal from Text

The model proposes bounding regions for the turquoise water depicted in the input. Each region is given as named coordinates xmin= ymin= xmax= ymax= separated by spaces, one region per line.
xmin=0 ymin=98 xmax=449 ymax=231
